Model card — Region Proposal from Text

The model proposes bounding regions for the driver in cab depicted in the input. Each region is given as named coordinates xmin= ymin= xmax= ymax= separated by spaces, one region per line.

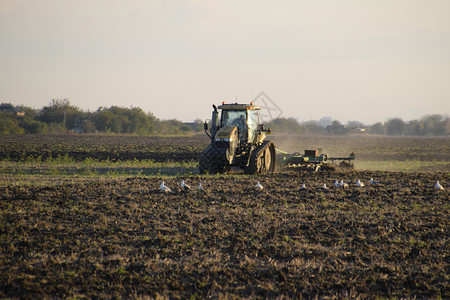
xmin=235 ymin=114 xmax=247 ymax=142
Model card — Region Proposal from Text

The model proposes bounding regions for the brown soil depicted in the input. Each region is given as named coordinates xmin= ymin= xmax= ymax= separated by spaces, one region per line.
xmin=0 ymin=135 xmax=209 ymax=162
xmin=1 ymin=170 xmax=448 ymax=299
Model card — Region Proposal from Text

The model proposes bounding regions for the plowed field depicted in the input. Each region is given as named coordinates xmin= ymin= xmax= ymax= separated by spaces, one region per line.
xmin=2 ymin=172 xmax=449 ymax=298
xmin=1 ymin=134 xmax=448 ymax=171
xmin=0 ymin=134 xmax=449 ymax=298
xmin=0 ymin=135 xmax=206 ymax=162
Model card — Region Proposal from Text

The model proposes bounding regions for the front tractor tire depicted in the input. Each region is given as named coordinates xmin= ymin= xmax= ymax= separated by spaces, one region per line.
xmin=199 ymin=146 xmax=230 ymax=174
xmin=244 ymin=142 xmax=276 ymax=175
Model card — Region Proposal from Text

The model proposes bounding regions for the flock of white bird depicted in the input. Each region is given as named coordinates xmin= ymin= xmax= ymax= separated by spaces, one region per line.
xmin=160 ymin=180 xmax=203 ymax=193
xmin=160 ymin=179 xmax=446 ymax=192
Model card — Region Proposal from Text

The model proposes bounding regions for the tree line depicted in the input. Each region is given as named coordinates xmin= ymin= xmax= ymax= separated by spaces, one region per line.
xmin=266 ymin=115 xmax=449 ymax=136
xmin=0 ymin=99 xmax=204 ymax=135
xmin=0 ymin=99 xmax=448 ymax=136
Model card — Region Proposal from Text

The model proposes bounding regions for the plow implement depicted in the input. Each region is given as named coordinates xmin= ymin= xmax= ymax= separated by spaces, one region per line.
xmin=276 ymin=148 xmax=355 ymax=171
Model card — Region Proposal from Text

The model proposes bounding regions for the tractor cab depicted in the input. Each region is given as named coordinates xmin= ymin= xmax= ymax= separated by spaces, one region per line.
xmin=218 ymin=103 xmax=261 ymax=144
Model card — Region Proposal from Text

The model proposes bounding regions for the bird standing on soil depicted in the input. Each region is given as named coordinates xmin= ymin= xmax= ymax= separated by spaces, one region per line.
xmin=369 ymin=178 xmax=379 ymax=184
xmin=300 ymin=183 xmax=306 ymax=189
xmin=198 ymin=182 xmax=204 ymax=190
xmin=181 ymin=179 xmax=191 ymax=190
xmin=334 ymin=180 xmax=340 ymax=188
xmin=435 ymin=181 xmax=445 ymax=190
xmin=356 ymin=179 xmax=365 ymax=187
xmin=160 ymin=181 xmax=172 ymax=193
xmin=256 ymin=181 xmax=264 ymax=190
xmin=322 ymin=184 xmax=328 ymax=189
xmin=338 ymin=180 xmax=349 ymax=188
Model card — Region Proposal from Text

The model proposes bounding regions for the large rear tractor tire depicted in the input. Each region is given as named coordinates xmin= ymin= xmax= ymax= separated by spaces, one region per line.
xmin=199 ymin=146 xmax=230 ymax=174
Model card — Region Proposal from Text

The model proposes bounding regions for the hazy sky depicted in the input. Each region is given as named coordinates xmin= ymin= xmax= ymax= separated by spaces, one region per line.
xmin=1 ymin=0 xmax=449 ymax=124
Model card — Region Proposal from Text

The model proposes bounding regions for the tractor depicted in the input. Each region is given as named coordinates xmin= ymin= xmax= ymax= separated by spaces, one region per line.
xmin=199 ymin=102 xmax=276 ymax=174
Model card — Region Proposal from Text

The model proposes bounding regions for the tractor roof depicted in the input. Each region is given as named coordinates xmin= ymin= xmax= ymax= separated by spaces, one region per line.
xmin=218 ymin=103 xmax=261 ymax=110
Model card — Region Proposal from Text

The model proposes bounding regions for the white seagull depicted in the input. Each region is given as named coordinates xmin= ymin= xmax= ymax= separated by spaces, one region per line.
xmin=322 ymin=184 xmax=328 ymax=189
xmin=435 ymin=181 xmax=444 ymax=190
xmin=181 ymin=179 xmax=191 ymax=190
xmin=356 ymin=179 xmax=365 ymax=187
xmin=256 ymin=181 xmax=264 ymax=190
xmin=198 ymin=182 xmax=204 ymax=190
xmin=334 ymin=180 xmax=340 ymax=188
xmin=160 ymin=181 xmax=172 ymax=193
xmin=300 ymin=183 xmax=307 ymax=189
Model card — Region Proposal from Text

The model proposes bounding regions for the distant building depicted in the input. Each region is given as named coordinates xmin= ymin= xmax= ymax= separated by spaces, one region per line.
xmin=349 ymin=127 xmax=367 ymax=134
xmin=0 ymin=103 xmax=25 ymax=116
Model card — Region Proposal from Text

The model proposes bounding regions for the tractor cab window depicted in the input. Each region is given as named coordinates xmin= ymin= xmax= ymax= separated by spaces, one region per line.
xmin=247 ymin=110 xmax=259 ymax=143
xmin=221 ymin=110 xmax=246 ymax=129
xmin=221 ymin=110 xmax=247 ymax=142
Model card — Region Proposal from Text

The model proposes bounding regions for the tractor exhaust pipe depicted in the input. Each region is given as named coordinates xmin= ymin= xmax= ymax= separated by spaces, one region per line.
xmin=211 ymin=104 xmax=219 ymax=141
